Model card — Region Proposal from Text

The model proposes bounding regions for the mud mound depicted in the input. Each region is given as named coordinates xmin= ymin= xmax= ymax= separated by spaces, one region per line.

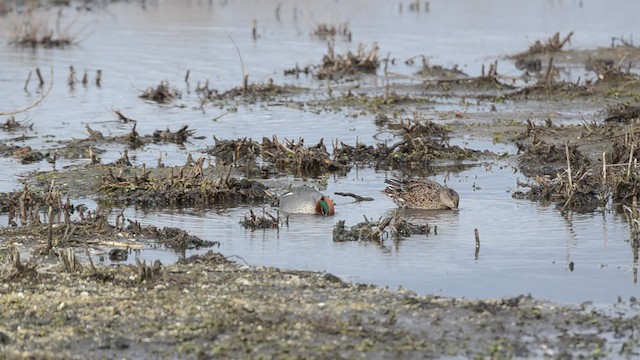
xmin=517 ymin=139 xmax=591 ymax=177
xmin=197 ymin=79 xmax=306 ymax=102
xmin=139 ymin=81 xmax=181 ymax=103
xmin=210 ymin=136 xmax=349 ymax=176
xmin=604 ymin=103 xmax=640 ymax=123
xmin=335 ymin=120 xmax=483 ymax=169
xmin=316 ymin=42 xmax=379 ymax=79
xmin=0 ymin=188 xmax=216 ymax=258
xmin=99 ymin=159 xmax=267 ymax=207
xmin=509 ymin=32 xmax=574 ymax=59
xmin=512 ymin=170 xmax=603 ymax=213
xmin=333 ymin=215 xmax=433 ymax=243
xmin=240 ymin=209 xmax=280 ymax=230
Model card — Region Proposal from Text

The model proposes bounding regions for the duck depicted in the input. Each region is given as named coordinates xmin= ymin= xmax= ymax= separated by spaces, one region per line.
xmin=278 ymin=185 xmax=335 ymax=215
xmin=384 ymin=178 xmax=459 ymax=210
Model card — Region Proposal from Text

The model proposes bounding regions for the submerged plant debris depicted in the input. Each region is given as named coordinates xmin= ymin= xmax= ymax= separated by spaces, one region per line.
xmin=98 ymin=160 xmax=267 ymax=207
xmin=0 ymin=185 xmax=217 ymax=256
xmin=139 ymin=81 xmax=181 ymax=103
xmin=316 ymin=41 xmax=379 ymax=79
xmin=335 ymin=119 xmax=485 ymax=168
xmin=240 ymin=209 xmax=280 ymax=230
xmin=210 ymin=135 xmax=350 ymax=176
xmin=333 ymin=214 xmax=432 ymax=243
xmin=510 ymin=31 xmax=574 ymax=59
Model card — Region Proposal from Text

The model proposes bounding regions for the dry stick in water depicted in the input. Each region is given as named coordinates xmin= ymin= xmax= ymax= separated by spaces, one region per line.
xmin=562 ymin=143 xmax=576 ymax=211
xmin=24 ymin=70 xmax=32 ymax=92
xmin=252 ymin=19 xmax=257 ymax=40
xmin=474 ymin=228 xmax=480 ymax=259
xmin=226 ymin=33 xmax=247 ymax=92
xmin=68 ymin=65 xmax=76 ymax=87
xmin=602 ymin=152 xmax=607 ymax=187
xmin=627 ymin=139 xmax=635 ymax=179
xmin=334 ymin=192 xmax=374 ymax=202
xmin=36 ymin=67 xmax=44 ymax=87
xmin=47 ymin=202 xmax=54 ymax=250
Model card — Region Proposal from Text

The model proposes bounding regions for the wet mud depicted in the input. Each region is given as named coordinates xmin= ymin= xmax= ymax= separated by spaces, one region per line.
xmin=2 ymin=255 xmax=639 ymax=359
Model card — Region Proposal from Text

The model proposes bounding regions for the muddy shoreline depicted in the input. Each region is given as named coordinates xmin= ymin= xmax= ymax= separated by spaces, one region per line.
xmin=1 ymin=252 xmax=639 ymax=359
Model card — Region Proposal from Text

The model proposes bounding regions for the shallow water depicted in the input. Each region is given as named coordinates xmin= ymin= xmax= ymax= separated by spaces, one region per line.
xmin=1 ymin=0 xmax=640 ymax=304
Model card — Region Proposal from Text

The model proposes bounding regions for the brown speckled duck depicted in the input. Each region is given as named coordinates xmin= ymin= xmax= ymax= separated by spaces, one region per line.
xmin=279 ymin=186 xmax=335 ymax=215
xmin=384 ymin=178 xmax=459 ymax=210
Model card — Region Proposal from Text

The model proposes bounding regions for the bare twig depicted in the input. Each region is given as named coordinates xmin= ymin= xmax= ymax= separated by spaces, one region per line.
xmin=226 ymin=33 xmax=247 ymax=89
xmin=334 ymin=192 xmax=374 ymax=201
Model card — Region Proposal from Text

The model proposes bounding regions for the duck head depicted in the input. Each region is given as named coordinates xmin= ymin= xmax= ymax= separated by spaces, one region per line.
xmin=316 ymin=195 xmax=335 ymax=216
xmin=440 ymin=188 xmax=459 ymax=210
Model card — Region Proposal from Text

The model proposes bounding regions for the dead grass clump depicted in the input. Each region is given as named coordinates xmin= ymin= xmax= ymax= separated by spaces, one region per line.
xmin=598 ymin=67 xmax=639 ymax=83
xmin=608 ymin=129 xmax=640 ymax=164
xmin=0 ymin=184 xmax=219 ymax=261
xmin=99 ymin=160 xmax=267 ymax=207
xmin=332 ymin=214 xmax=432 ymax=244
xmin=515 ymin=58 xmax=542 ymax=72
xmin=604 ymin=103 xmax=640 ymax=123
xmin=153 ymin=125 xmax=196 ymax=144
xmin=396 ymin=119 xmax=449 ymax=139
xmin=1 ymin=247 xmax=38 ymax=282
xmin=1 ymin=116 xmax=33 ymax=131
xmin=211 ymin=137 xmax=261 ymax=165
xmin=284 ymin=64 xmax=314 ymax=77
xmin=135 ymin=258 xmax=163 ymax=283
xmin=423 ymin=62 xmax=514 ymax=92
xmin=334 ymin=120 xmax=478 ymax=168
xmin=508 ymin=81 xmax=592 ymax=99
xmin=7 ymin=7 xmax=81 ymax=48
xmin=507 ymin=58 xmax=591 ymax=98
xmin=140 ymin=81 xmax=181 ymax=103
xmin=54 ymin=119 xmax=197 ymax=163
xmin=178 ymin=250 xmax=234 ymax=266
xmin=197 ymin=79 xmax=305 ymax=102
xmin=417 ymin=62 xmax=467 ymax=80
xmin=312 ymin=22 xmax=352 ymax=41
xmin=126 ymin=223 xmax=217 ymax=251
xmin=0 ymin=183 xmax=74 ymax=228
xmin=611 ymin=174 xmax=640 ymax=204
xmin=384 ymin=121 xmax=479 ymax=166
xmin=0 ymin=144 xmax=46 ymax=164
xmin=509 ymin=32 xmax=574 ymax=59
xmin=316 ymin=42 xmax=379 ymax=79
xmin=211 ymin=136 xmax=348 ymax=176
xmin=240 ymin=209 xmax=280 ymax=230
xmin=513 ymin=168 xmax=602 ymax=212
xmin=261 ymin=136 xmax=346 ymax=174
xmin=333 ymin=141 xmax=390 ymax=166
xmin=517 ymin=138 xmax=591 ymax=177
